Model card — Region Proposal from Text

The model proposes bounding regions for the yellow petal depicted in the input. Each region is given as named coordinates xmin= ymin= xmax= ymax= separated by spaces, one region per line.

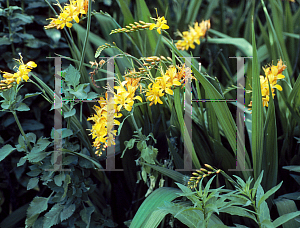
xmin=149 ymin=24 xmax=156 ymax=30
xmin=273 ymin=84 xmax=282 ymax=91
xmin=27 ymin=61 xmax=37 ymax=68
xmin=134 ymin=96 xmax=143 ymax=103
xmin=165 ymin=88 xmax=173 ymax=95
xmin=161 ymin=24 xmax=169 ymax=29
xmin=276 ymin=74 xmax=285 ymax=80
xmin=66 ymin=22 xmax=73 ymax=28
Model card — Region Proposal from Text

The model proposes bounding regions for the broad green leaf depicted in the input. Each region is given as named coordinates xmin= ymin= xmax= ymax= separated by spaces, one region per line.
xmin=16 ymin=103 xmax=30 ymax=111
xmin=31 ymin=137 xmax=51 ymax=153
xmin=70 ymin=84 xmax=88 ymax=99
xmin=50 ymin=128 xmax=73 ymax=140
xmin=54 ymin=173 xmax=65 ymax=187
xmin=26 ymin=196 xmax=49 ymax=227
xmin=87 ymin=91 xmax=99 ymax=99
xmin=143 ymin=209 xmax=169 ymax=228
xmin=26 ymin=133 xmax=37 ymax=144
xmin=27 ymin=177 xmax=39 ymax=190
xmin=64 ymin=108 xmax=76 ymax=118
xmin=60 ymin=204 xmax=76 ymax=222
xmin=141 ymin=146 xmax=157 ymax=164
xmin=64 ymin=65 xmax=81 ymax=88
xmin=0 ymin=144 xmax=15 ymax=162
xmin=159 ymin=202 xmax=203 ymax=228
xmin=26 ymin=152 xmax=48 ymax=163
xmin=43 ymin=204 xmax=64 ymax=228
xmin=130 ymin=187 xmax=181 ymax=228
xmin=80 ymin=206 xmax=95 ymax=228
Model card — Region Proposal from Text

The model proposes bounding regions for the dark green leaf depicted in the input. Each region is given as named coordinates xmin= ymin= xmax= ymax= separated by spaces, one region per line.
xmin=50 ymin=128 xmax=73 ymax=140
xmin=70 ymin=84 xmax=88 ymax=99
xmin=26 ymin=197 xmax=49 ymax=227
xmin=43 ymin=204 xmax=64 ymax=228
xmin=0 ymin=37 xmax=11 ymax=45
xmin=16 ymin=103 xmax=30 ymax=111
xmin=27 ymin=177 xmax=39 ymax=190
xmin=80 ymin=206 xmax=95 ymax=228
xmin=60 ymin=204 xmax=76 ymax=222
xmin=24 ymin=92 xmax=42 ymax=99
xmin=0 ymin=144 xmax=15 ymax=162
xmin=64 ymin=65 xmax=81 ymax=88
xmin=64 ymin=108 xmax=76 ymax=118
xmin=54 ymin=173 xmax=65 ymax=187
xmin=21 ymin=119 xmax=44 ymax=131
xmin=31 ymin=137 xmax=51 ymax=153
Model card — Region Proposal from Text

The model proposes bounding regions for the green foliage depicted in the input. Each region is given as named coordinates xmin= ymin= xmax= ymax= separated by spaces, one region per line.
xmin=133 ymin=171 xmax=299 ymax=228
xmin=0 ymin=0 xmax=300 ymax=227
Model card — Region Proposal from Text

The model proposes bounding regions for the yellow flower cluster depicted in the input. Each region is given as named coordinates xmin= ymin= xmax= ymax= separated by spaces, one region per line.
xmin=88 ymin=63 xmax=195 ymax=155
xmin=249 ymin=59 xmax=286 ymax=108
xmin=146 ymin=65 xmax=194 ymax=106
xmin=45 ymin=0 xmax=88 ymax=30
xmin=87 ymin=77 xmax=142 ymax=155
xmin=114 ymin=77 xmax=143 ymax=112
xmin=87 ymin=96 xmax=122 ymax=156
xmin=1 ymin=54 xmax=37 ymax=90
xmin=175 ymin=20 xmax=211 ymax=51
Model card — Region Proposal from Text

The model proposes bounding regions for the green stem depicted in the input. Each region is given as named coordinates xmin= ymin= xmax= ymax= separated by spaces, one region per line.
xmin=6 ymin=0 xmax=15 ymax=56
xmin=130 ymin=110 xmax=143 ymax=138
xmin=80 ymin=101 xmax=83 ymax=123
xmin=28 ymin=79 xmax=53 ymax=104
xmin=78 ymin=0 xmax=92 ymax=72
xmin=12 ymin=111 xmax=32 ymax=151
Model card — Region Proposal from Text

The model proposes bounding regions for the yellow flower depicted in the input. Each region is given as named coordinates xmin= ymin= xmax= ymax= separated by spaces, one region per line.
xmin=2 ymin=54 xmax=37 ymax=85
xmin=248 ymin=59 xmax=286 ymax=109
xmin=146 ymin=82 xmax=164 ymax=106
xmin=87 ymin=95 xmax=122 ymax=155
xmin=45 ymin=0 xmax=88 ymax=30
xmin=149 ymin=9 xmax=169 ymax=34
xmin=114 ymin=79 xmax=142 ymax=112
xmin=176 ymin=20 xmax=210 ymax=51
xmin=165 ymin=66 xmax=181 ymax=87
xmin=155 ymin=73 xmax=173 ymax=95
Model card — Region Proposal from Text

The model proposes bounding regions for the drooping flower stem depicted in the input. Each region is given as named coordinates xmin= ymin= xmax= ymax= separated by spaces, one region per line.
xmin=129 ymin=110 xmax=143 ymax=139
xmin=12 ymin=111 xmax=32 ymax=151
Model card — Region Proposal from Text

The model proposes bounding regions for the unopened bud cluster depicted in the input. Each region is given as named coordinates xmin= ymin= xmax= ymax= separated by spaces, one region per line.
xmin=142 ymin=55 xmax=172 ymax=69
xmin=124 ymin=68 xmax=147 ymax=78
xmin=95 ymin=42 xmax=116 ymax=58
xmin=110 ymin=21 xmax=152 ymax=34
xmin=0 ymin=80 xmax=14 ymax=91
xmin=187 ymin=164 xmax=221 ymax=189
